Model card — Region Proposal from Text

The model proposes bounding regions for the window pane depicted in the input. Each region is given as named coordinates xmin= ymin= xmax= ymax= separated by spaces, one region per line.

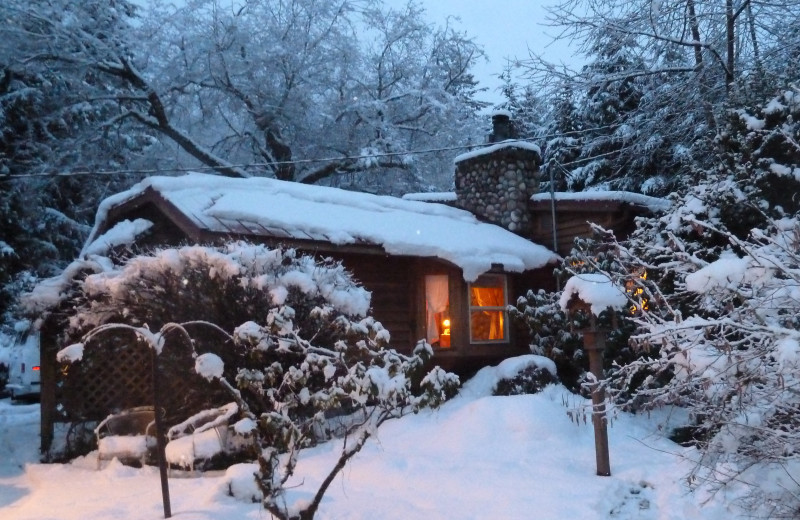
xmin=469 ymin=275 xmax=505 ymax=306
xmin=468 ymin=274 xmax=508 ymax=343
xmin=470 ymin=311 xmax=505 ymax=341
xmin=470 ymin=286 xmax=504 ymax=307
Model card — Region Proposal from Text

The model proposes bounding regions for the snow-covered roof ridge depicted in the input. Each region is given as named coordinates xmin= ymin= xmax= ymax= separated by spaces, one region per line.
xmin=86 ymin=173 xmax=559 ymax=281
xmin=401 ymin=192 xmax=457 ymax=202
xmin=453 ymin=140 xmax=542 ymax=164
xmin=530 ymin=190 xmax=671 ymax=212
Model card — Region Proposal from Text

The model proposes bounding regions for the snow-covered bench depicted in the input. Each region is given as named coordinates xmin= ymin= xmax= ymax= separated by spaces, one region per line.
xmin=165 ymin=402 xmax=239 ymax=471
xmin=94 ymin=406 xmax=157 ymax=469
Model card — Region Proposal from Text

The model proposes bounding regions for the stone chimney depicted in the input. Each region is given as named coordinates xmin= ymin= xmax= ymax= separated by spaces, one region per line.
xmin=453 ymin=112 xmax=540 ymax=235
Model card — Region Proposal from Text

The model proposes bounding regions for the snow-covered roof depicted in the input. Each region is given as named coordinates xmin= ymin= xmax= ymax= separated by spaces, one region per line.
xmin=453 ymin=140 xmax=541 ymax=164
xmin=401 ymin=192 xmax=457 ymax=203
xmin=530 ymin=191 xmax=670 ymax=212
xmin=85 ymin=173 xmax=559 ymax=281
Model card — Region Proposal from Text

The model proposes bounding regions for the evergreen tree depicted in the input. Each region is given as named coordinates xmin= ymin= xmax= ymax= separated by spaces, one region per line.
xmin=516 ymin=0 xmax=800 ymax=196
xmin=538 ymin=80 xmax=582 ymax=192
xmin=0 ymin=0 xmax=149 ymax=327
xmin=563 ymin=87 xmax=800 ymax=516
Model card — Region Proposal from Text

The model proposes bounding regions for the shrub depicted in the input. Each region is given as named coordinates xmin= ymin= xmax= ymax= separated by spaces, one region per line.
xmin=493 ymin=364 xmax=558 ymax=396
xmin=58 ymin=242 xmax=460 ymax=519
xmin=508 ymin=289 xmax=584 ymax=391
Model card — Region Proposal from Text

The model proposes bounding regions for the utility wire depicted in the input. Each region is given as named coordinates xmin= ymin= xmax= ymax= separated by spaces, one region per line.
xmin=0 ymin=123 xmax=627 ymax=182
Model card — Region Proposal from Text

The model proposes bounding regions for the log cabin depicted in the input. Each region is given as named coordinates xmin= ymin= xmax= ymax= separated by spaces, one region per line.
xmin=38 ymin=113 xmax=669 ymax=454
xmin=71 ymin=112 xmax=671 ymax=374
xmin=79 ymin=171 xmax=559 ymax=374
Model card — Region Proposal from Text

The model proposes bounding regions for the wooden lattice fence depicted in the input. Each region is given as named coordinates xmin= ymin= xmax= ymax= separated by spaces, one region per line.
xmin=59 ymin=334 xmax=153 ymax=419
xmin=48 ymin=327 xmax=232 ymax=459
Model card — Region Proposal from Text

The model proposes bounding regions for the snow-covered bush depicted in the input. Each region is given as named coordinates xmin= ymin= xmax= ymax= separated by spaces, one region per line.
xmin=617 ymin=203 xmax=800 ymax=513
xmin=492 ymin=362 xmax=558 ymax=396
xmin=576 ymin=87 xmax=800 ymax=515
xmin=56 ymin=243 xmax=377 ymax=423
xmin=508 ymin=289 xmax=584 ymax=391
xmin=58 ymin=242 xmax=459 ymax=519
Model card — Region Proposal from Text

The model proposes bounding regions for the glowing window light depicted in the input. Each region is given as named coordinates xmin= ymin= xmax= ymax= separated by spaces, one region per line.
xmin=626 ymin=269 xmax=649 ymax=314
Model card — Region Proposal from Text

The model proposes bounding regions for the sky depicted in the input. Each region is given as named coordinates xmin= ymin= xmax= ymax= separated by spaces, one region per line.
xmin=400 ymin=1 xmax=579 ymax=106
xmin=0 ymin=355 xmax=760 ymax=520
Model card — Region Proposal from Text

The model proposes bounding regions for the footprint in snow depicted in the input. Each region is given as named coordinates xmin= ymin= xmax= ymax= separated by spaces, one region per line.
xmin=608 ymin=481 xmax=656 ymax=518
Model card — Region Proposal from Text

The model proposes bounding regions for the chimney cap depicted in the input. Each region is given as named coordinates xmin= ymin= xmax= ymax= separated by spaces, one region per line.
xmin=490 ymin=109 xmax=512 ymax=119
xmin=488 ymin=109 xmax=516 ymax=143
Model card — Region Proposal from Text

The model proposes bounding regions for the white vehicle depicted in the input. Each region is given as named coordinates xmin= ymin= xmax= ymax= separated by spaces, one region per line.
xmin=7 ymin=327 xmax=41 ymax=401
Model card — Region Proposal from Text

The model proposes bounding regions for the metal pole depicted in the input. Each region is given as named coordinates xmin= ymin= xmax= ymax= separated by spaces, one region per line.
xmin=583 ymin=329 xmax=611 ymax=477
xmin=548 ymin=163 xmax=559 ymax=256
xmin=151 ymin=349 xmax=172 ymax=518
xmin=548 ymin=164 xmax=562 ymax=291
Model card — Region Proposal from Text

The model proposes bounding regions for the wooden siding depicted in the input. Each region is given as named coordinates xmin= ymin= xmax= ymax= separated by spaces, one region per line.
xmin=107 ymin=200 xmax=192 ymax=249
xmin=333 ymin=253 xmax=418 ymax=353
xmin=529 ymin=200 xmax=641 ymax=257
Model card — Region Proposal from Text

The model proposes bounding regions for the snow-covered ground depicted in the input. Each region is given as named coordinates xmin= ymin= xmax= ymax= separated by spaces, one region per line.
xmin=0 ymin=358 xmax=745 ymax=520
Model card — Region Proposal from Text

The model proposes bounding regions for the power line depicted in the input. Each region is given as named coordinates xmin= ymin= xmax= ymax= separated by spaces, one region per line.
xmin=0 ymin=142 xmax=472 ymax=180
xmin=0 ymin=123 xmax=626 ymax=182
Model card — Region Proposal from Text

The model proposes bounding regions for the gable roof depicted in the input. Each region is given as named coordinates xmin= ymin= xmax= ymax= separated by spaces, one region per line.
xmin=85 ymin=173 xmax=559 ymax=281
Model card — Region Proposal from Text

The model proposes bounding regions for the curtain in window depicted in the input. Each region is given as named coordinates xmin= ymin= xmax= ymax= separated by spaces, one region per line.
xmin=425 ymin=274 xmax=449 ymax=342
xmin=470 ymin=286 xmax=504 ymax=307
xmin=470 ymin=276 xmax=506 ymax=341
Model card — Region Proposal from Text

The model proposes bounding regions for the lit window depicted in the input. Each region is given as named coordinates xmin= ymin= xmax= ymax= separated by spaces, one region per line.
xmin=469 ymin=274 xmax=507 ymax=343
xmin=425 ymin=274 xmax=450 ymax=348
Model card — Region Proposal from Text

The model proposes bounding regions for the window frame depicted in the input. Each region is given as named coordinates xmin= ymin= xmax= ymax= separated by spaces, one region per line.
xmin=467 ymin=274 xmax=509 ymax=344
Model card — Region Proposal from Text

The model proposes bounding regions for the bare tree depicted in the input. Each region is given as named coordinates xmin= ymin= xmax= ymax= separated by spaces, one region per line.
xmin=1 ymin=0 xmax=486 ymax=191
xmin=135 ymin=0 xmax=486 ymax=190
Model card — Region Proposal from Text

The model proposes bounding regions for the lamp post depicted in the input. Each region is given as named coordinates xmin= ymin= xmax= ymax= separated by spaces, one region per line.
xmin=571 ymin=306 xmax=611 ymax=477
xmin=559 ymin=272 xmax=627 ymax=477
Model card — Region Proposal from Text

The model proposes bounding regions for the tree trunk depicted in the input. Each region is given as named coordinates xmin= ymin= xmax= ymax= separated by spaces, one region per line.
xmin=265 ymin=129 xmax=296 ymax=181
xmin=686 ymin=0 xmax=716 ymax=129
xmin=745 ymin=1 xmax=764 ymax=95
xmin=725 ymin=0 xmax=735 ymax=93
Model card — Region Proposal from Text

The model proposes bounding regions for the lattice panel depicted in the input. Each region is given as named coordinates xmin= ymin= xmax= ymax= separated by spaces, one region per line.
xmin=58 ymin=338 xmax=154 ymax=420
xmin=57 ymin=335 xmax=232 ymax=426
xmin=51 ymin=323 xmax=242 ymax=464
